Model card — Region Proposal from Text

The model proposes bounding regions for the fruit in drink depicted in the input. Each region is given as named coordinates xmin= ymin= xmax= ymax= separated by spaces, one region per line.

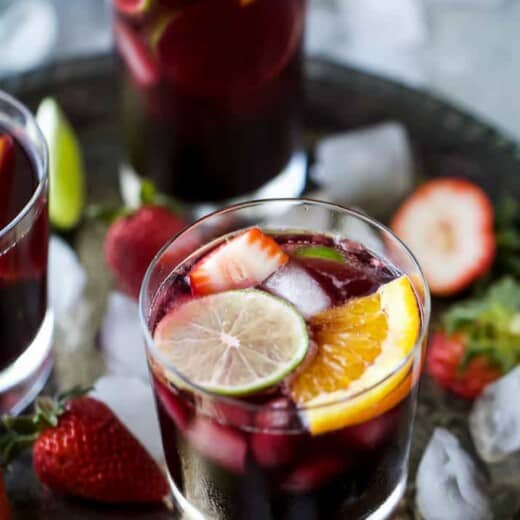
xmin=148 ymin=228 xmax=423 ymax=517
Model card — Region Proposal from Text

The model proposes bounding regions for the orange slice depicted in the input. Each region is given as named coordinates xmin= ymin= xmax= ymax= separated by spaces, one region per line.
xmin=290 ymin=276 xmax=421 ymax=435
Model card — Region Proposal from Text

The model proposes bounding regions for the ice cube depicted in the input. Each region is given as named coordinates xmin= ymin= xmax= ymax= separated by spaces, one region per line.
xmin=469 ymin=367 xmax=520 ymax=463
xmin=0 ymin=0 xmax=57 ymax=76
xmin=338 ymin=0 xmax=427 ymax=50
xmin=306 ymin=4 xmax=341 ymax=56
xmin=49 ymin=235 xmax=87 ymax=319
xmin=311 ymin=122 xmax=414 ymax=217
xmin=264 ymin=262 xmax=331 ymax=318
xmin=99 ymin=291 xmax=148 ymax=380
xmin=90 ymin=374 xmax=164 ymax=462
xmin=416 ymin=428 xmax=491 ymax=520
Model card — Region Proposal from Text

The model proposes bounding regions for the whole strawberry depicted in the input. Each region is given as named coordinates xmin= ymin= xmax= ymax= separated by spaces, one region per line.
xmin=427 ymin=277 xmax=520 ymax=399
xmin=427 ymin=331 xmax=502 ymax=399
xmin=105 ymin=205 xmax=186 ymax=298
xmin=1 ymin=391 xmax=168 ymax=504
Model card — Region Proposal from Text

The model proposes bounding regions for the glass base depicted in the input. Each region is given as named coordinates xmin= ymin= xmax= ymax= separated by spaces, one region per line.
xmin=365 ymin=475 xmax=406 ymax=520
xmin=166 ymin=469 xmax=406 ymax=520
xmin=119 ymin=151 xmax=308 ymax=220
xmin=0 ymin=309 xmax=54 ymax=415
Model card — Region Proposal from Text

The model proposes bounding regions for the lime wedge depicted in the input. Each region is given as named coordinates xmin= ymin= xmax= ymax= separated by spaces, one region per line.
xmin=36 ymin=98 xmax=85 ymax=230
xmin=154 ymin=290 xmax=309 ymax=396
xmin=294 ymin=246 xmax=345 ymax=263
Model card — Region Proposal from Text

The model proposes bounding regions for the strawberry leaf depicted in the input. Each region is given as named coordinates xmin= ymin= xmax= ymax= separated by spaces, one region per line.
xmin=0 ymin=387 xmax=92 ymax=467
xmin=443 ymin=277 xmax=520 ymax=374
xmin=87 ymin=179 xmax=183 ymax=224
xmin=139 ymin=179 xmax=157 ymax=205
xmin=493 ymin=197 xmax=520 ymax=278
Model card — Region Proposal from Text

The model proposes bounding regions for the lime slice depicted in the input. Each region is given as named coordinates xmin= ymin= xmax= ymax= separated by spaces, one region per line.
xmin=294 ymin=245 xmax=345 ymax=263
xmin=36 ymin=98 xmax=85 ymax=230
xmin=154 ymin=290 xmax=309 ymax=396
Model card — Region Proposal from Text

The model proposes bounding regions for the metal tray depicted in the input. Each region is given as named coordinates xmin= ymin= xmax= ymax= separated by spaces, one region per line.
xmin=2 ymin=53 xmax=519 ymax=519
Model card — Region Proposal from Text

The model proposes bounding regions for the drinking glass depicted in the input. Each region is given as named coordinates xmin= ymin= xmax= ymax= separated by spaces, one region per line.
xmin=139 ymin=199 xmax=430 ymax=519
xmin=0 ymin=90 xmax=52 ymax=415
xmin=112 ymin=0 xmax=307 ymax=209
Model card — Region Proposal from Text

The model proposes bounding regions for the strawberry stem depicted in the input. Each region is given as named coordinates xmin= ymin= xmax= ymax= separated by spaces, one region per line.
xmin=0 ymin=386 xmax=91 ymax=467
xmin=86 ymin=179 xmax=183 ymax=224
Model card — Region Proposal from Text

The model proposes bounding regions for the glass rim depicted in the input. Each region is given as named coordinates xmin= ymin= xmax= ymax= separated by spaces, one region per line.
xmin=139 ymin=198 xmax=431 ymax=413
xmin=0 ymin=89 xmax=49 ymax=239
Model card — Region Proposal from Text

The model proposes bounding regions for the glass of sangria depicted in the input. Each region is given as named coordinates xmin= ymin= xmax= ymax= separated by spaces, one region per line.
xmin=112 ymin=0 xmax=307 ymax=208
xmin=0 ymin=90 xmax=52 ymax=414
xmin=140 ymin=199 xmax=430 ymax=519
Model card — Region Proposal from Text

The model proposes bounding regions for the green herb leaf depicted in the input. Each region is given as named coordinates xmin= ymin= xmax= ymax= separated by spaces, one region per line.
xmin=443 ymin=277 xmax=520 ymax=373
xmin=493 ymin=197 xmax=520 ymax=278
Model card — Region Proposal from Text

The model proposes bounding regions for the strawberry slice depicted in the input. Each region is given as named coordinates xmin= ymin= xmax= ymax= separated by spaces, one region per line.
xmin=188 ymin=228 xmax=288 ymax=295
xmin=251 ymin=431 xmax=299 ymax=468
xmin=337 ymin=407 xmax=399 ymax=451
xmin=186 ymin=417 xmax=246 ymax=474
xmin=155 ymin=377 xmax=191 ymax=431
xmin=0 ymin=134 xmax=15 ymax=229
xmin=114 ymin=20 xmax=160 ymax=87
xmin=279 ymin=454 xmax=346 ymax=493
xmin=114 ymin=0 xmax=154 ymax=17
xmin=391 ymin=178 xmax=495 ymax=296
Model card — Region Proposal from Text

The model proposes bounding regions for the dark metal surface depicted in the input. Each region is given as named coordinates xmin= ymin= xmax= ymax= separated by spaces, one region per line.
xmin=1 ymin=53 xmax=519 ymax=519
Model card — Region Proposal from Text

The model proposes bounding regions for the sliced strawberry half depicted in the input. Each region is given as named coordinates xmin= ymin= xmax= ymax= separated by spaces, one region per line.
xmin=391 ymin=177 xmax=496 ymax=296
xmin=114 ymin=20 xmax=160 ymax=87
xmin=188 ymin=228 xmax=288 ymax=295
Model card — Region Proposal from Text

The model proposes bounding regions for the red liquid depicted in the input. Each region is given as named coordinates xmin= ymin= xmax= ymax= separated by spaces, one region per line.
xmin=0 ymin=131 xmax=48 ymax=371
xmin=114 ymin=0 xmax=306 ymax=203
xmin=149 ymin=232 xmax=420 ymax=518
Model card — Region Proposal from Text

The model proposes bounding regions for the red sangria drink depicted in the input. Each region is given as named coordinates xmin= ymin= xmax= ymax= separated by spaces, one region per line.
xmin=0 ymin=91 xmax=52 ymax=414
xmin=140 ymin=200 xmax=430 ymax=519
xmin=112 ymin=0 xmax=307 ymax=206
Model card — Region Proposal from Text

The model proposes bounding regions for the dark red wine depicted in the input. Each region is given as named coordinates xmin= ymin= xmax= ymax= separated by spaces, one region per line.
xmin=114 ymin=0 xmax=306 ymax=203
xmin=0 ymin=130 xmax=48 ymax=371
xmin=148 ymin=231 xmax=421 ymax=519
